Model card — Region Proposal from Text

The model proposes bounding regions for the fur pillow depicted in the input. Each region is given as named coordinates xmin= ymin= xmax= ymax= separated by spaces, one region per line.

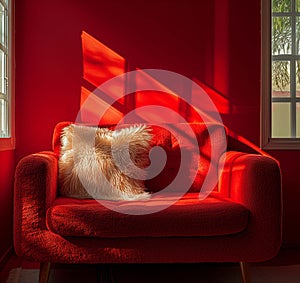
xmin=58 ymin=124 xmax=152 ymax=201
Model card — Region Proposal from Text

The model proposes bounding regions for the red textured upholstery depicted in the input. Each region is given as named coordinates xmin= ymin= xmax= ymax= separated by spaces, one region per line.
xmin=14 ymin=122 xmax=282 ymax=265
xmin=46 ymin=193 xmax=249 ymax=238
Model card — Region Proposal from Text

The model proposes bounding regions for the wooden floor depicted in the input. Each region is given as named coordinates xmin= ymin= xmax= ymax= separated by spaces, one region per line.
xmin=1 ymin=248 xmax=300 ymax=283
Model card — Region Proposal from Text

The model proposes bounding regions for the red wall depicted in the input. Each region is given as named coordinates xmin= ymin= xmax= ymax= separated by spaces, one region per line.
xmin=14 ymin=0 xmax=300 ymax=246
xmin=269 ymin=150 xmax=300 ymax=246
xmin=15 ymin=0 xmax=214 ymax=158
xmin=0 ymin=150 xmax=14 ymax=262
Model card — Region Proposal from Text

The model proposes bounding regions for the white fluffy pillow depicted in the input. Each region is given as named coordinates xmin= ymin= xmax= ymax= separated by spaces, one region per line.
xmin=58 ymin=124 xmax=152 ymax=201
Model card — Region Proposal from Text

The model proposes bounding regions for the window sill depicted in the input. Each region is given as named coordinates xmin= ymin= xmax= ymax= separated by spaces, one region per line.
xmin=0 ymin=137 xmax=15 ymax=151
xmin=261 ymin=138 xmax=300 ymax=150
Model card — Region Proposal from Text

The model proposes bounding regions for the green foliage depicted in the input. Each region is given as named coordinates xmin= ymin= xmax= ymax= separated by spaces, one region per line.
xmin=272 ymin=17 xmax=291 ymax=55
xmin=272 ymin=0 xmax=300 ymax=91
xmin=272 ymin=0 xmax=291 ymax=12
xmin=272 ymin=61 xmax=289 ymax=91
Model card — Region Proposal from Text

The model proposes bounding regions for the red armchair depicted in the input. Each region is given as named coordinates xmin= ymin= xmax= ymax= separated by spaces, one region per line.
xmin=14 ymin=122 xmax=282 ymax=283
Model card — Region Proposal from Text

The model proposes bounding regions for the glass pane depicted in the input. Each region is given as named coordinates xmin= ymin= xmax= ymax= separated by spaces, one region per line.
xmin=0 ymin=49 xmax=6 ymax=94
xmin=0 ymin=98 xmax=8 ymax=138
xmin=272 ymin=102 xmax=291 ymax=138
xmin=296 ymin=0 xmax=300 ymax=12
xmin=297 ymin=103 xmax=300 ymax=137
xmin=272 ymin=60 xmax=290 ymax=97
xmin=273 ymin=0 xmax=291 ymax=12
xmin=296 ymin=61 xmax=300 ymax=97
xmin=297 ymin=17 xmax=300 ymax=54
xmin=0 ymin=3 xmax=4 ymax=47
xmin=272 ymin=16 xmax=292 ymax=55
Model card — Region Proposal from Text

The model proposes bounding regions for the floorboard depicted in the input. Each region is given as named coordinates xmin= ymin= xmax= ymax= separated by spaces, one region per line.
xmin=1 ymin=248 xmax=300 ymax=283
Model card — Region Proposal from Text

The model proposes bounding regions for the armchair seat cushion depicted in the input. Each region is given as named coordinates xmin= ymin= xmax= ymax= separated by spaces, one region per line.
xmin=46 ymin=193 xmax=249 ymax=238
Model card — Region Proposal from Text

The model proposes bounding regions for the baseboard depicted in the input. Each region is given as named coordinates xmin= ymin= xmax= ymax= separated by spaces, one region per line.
xmin=281 ymin=243 xmax=300 ymax=249
xmin=0 ymin=246 xmax=13 ymax=269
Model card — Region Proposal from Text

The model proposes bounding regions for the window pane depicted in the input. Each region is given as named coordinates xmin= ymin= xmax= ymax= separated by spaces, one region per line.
xmin=0 ymin=49 xmax=6 ymax=95
xmin=0 ymin=3 xmax=5 ymax=47
xmin=296 ymin=17 xmax=300 ymax=54
xmin=273 ymin=0 xmax=291 ymax=12
xmin=296 ymin=0 xmax=300 ymax=12
xmin=272 ymin=16 xmax=292 ymax=55
xmin=297 ymin=103 xmax=300 ymax=137
xmin=272 ymin=60 xmax=290 ymax=97
xmin=0 ymin=98 xmax=8 ymax=137
xmin=0 ymin=0 xmax=10 ymax=143
xmin=272 ymin=102 xmax=291 ymax=137
xmin=296 ymin=61 xmax=300 ymax=97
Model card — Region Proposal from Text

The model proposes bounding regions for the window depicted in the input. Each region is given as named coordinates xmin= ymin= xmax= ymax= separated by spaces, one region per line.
xmin=262 ymin=0 xmax=300 ymax=149
xmin=0 ymin=0 xmax=14 ymax=150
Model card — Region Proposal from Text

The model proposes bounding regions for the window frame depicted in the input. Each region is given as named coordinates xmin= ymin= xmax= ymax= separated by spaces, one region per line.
xmin=0 ymin=0 xmax=14 ymax=151
xmin=261 ymin=0 xmax=300 ymax=149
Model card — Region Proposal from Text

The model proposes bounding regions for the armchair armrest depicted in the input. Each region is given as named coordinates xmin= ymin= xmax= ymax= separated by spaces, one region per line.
xmin=218 ymin=151 xmax=282 ymax=259
xmin=14 ymin=151 xmax=58 ymax=256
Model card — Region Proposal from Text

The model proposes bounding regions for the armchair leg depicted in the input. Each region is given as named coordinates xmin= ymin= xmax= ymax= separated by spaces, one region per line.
xmin=239 ymin=262 xmax=251 ymax=283
xmin=39 ymin=262 xmax=51 ymax=283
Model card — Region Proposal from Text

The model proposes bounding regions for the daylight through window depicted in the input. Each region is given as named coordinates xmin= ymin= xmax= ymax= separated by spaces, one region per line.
xmin=271 ymin=0 xmax=300 ymax=138
xmin=0 ymin=0 xmax=9 ymax=138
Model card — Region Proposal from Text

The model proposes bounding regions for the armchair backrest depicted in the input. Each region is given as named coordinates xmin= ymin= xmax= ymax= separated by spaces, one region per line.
xmin=52 ymin=122 xmax=227 ymax=194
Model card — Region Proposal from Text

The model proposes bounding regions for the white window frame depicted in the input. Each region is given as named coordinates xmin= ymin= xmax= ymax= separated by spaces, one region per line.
xmin=0 ymin=0 xmax=14 ymax=151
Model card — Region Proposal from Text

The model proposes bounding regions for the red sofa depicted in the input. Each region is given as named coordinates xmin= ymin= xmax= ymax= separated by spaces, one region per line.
xmin=14 ymin=121 xmax=282 ymax=283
